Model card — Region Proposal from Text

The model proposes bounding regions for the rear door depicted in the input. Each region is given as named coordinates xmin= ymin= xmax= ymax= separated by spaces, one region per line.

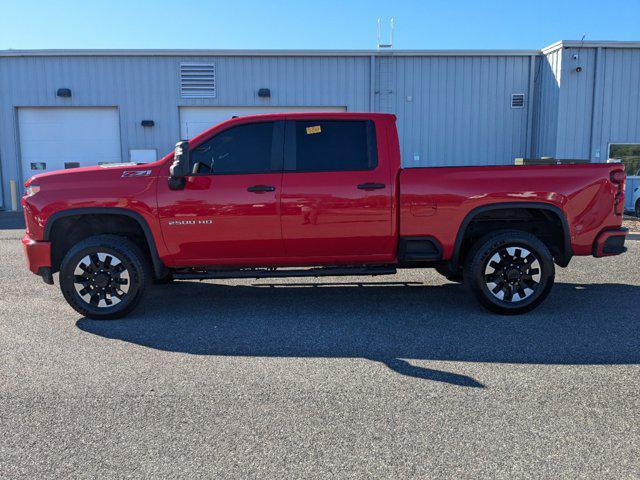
xmin=280 ymin=117 xmax=395 ymax=262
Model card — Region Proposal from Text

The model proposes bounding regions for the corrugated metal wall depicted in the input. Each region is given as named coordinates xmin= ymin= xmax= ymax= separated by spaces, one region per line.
xmin=0 ymin=55 xmax=371 ymax=207
xmin=1 ymin=46 xmax=639 ymax=209
xmin=531 ymin=49 xmax=562 ymax=158
xmin=0 ymin=52 xmax=534 ymax=207
xmin=533 ymin=46 xmax=640 ymax=162
xmin=380 ymin=55 xmax=532 ymax=167
xmin=555 ymin=47 xmax=597 ymax=159
xmin=597 ymin=48 xmax=640 ymax=159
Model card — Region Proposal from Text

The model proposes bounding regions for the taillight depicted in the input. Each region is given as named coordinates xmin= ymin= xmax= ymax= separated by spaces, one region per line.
xmin=610 ymin=169 xmax=625 ymax=215
xmin=610 ymin=170 xmax=625 ymax=184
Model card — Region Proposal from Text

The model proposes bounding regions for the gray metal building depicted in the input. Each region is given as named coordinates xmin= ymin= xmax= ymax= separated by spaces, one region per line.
xmin=1 ymin=40 xmax=639 ymax=210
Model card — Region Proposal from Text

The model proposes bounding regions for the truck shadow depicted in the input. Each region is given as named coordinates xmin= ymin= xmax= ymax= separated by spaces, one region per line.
xmin=76 ymin=281 xmax=640 ymax=388
xmin=0 ymin=212 xmax=25 ymax=230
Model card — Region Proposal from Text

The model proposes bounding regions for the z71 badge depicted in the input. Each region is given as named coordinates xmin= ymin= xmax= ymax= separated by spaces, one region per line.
xmin=122 ymin=170 xmax=152 ymax=177
xmin=168 ymin=219 xmax=213 ymax=226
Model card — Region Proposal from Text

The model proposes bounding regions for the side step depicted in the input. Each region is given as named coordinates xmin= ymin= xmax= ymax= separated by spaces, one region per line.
xmin=173 ymin=265 xmax=397 ymax=280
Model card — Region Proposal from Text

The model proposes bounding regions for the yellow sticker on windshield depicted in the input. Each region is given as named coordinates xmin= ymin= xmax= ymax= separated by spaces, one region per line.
xmin=306 ymin=125 xmax=321 ymax=134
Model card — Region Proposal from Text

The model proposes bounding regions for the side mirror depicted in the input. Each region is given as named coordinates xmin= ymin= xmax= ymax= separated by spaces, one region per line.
xmin=169 ymin=141 xmax=189 ymax=190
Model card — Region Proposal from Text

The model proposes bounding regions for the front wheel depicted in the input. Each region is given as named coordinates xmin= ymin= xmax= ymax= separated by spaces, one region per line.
xmin=59 ymin=235 xmax=151 ymax=319
xmin=635 ymin=199 xmax=640 ymax=218
xmin=464 ymin=230 xmax=555 ymax=315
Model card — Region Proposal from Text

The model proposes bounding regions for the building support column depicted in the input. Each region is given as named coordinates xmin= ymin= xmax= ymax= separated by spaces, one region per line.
xmin=525 ymin=55 xmax=536 ymax=158
xmin=589 ymin=47 xmax=604 ymax=161
xmin=369 ymin=55 xmax=376 ymax=112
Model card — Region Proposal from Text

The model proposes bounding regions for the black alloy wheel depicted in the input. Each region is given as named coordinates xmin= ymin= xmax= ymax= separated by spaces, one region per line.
xmin=72 ymin=252 xmax=131 ymax=308
xmin=59 ymin=235 xmax=150 ymax=319
xmin=464 ymin=230 xmax=555 ymax=315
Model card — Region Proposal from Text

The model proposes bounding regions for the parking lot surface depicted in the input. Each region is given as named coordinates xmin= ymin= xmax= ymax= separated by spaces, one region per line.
xmin=1 ymin=213 xmax=639 ymax=479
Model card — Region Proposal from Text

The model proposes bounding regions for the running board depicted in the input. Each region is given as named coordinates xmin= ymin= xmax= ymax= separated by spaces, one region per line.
xmin=173 ymin=265 xmax=397 ymax=280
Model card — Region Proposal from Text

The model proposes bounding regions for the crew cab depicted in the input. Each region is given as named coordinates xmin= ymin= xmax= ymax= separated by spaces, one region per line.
xmin=22 ymin=113 xmax=628 ymax=319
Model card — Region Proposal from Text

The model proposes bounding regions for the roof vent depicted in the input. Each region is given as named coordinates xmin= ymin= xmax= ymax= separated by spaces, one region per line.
xmin=511 ymin=93 xmax=525 ymax=108
xmin=180 ymin=63 xmax=216 ymax=98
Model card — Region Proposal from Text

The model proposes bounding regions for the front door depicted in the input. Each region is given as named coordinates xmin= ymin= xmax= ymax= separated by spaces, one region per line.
xmin=280 ymin=118 xmax=395 ymax=262
xmin=157 ymin=120 xmax=284 ymax=266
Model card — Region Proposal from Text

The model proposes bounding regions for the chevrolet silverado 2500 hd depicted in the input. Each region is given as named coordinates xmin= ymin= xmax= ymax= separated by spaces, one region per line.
xmin=22 ymin=113 xmax=628 ymax=318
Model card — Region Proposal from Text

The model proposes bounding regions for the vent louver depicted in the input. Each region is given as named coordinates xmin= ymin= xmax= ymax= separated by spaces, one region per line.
xmin=511 ymin=93 xmax=525 ymax=108
xmin=180 ymin=63 xmax=216 ymax=98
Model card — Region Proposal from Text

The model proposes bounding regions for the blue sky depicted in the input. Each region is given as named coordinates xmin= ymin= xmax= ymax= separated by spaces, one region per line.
xmin=1 ymin=0 xmax=639 ymax=50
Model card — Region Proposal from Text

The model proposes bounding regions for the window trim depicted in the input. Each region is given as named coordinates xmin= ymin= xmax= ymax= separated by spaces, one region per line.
xmin=187 ymin=120 xmax=284 ymax=176
xmin=608 ymin=142 xmax=640 ymax=157
xmin=283 ymin=119 xmax=378 ymax=173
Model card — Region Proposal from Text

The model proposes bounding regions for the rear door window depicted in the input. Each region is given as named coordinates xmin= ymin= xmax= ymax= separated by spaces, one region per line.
xmin=285 ymin=120 xmax=377 ymax=172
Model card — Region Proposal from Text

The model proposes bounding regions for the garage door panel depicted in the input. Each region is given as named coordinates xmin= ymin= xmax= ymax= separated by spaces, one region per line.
xmin=179 ymin=106 xmax=347 ymax=139
xmin=20 ymin=139 xmax=120 ymax=157
xmin=18 ymin=107 xmax=121 ymax=182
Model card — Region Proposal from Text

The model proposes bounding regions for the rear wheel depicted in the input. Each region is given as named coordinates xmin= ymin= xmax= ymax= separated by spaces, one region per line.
xmin=464 ymin=230 xmax=555 ymax=315
xmin=635 ymin=199 xmax=640 ymax=218
xmin=59 ymin=235 xmax=150 ymax=319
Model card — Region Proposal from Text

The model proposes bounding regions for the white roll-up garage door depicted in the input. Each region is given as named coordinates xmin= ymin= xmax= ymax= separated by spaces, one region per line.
xmin=179 ymin=106 xmax=347 ymax=140
xmin=18 ymin=107 xmax=121 ymax=182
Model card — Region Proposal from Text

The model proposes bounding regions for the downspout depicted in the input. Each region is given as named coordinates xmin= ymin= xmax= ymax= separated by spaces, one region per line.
xmin=589 ymin=47 xmax=604 ymax=162
xmin=525 ymin=54 xmax=536 ymax=158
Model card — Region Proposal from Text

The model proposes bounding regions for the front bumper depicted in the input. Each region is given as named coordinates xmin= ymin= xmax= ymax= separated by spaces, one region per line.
xmin=22 ymin=234 xmax=53 ymax=283
xmin=593 ymin=227 xmax=628 ymax=257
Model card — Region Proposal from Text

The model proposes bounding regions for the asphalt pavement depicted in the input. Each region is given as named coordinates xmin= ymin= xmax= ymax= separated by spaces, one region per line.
xmin=1 ymin=213 xmax=638 ymax=479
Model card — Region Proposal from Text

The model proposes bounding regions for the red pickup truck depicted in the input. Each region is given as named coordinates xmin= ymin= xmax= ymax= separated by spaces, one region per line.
xmin=22 ymin=113 xmax=628 ymax=319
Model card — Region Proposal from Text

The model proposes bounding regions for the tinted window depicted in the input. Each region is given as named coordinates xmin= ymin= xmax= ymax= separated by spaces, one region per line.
xmin=290 ymin=120 xmax=377 ymax=172
xmin=190 ymin=122 xmax=274 ymax=174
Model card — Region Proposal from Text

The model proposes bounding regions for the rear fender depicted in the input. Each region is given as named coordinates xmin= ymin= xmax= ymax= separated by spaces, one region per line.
xmin=450 ymin=202 xmax=573 ymax=269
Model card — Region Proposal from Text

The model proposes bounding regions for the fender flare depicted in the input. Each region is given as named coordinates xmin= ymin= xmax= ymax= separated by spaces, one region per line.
xmin=450 ymin=202 xmax=573 ymax=270
xmin=44 ymin=207 xmax=166 ymax=278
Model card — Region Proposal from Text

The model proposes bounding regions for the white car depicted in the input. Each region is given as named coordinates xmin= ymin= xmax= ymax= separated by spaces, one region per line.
xmin=633 ymin=183 xmax=640 ymax=217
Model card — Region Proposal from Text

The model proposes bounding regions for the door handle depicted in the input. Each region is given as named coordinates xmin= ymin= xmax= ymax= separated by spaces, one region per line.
xmin=357 ymin=183 xmax=386 ymax=190
xmin=247 ymin=185 xmax=275 ymax=192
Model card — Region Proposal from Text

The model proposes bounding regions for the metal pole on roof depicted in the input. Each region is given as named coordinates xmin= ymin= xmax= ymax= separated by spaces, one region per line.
xmin=377 ymin=18 xmax=394 ymax=49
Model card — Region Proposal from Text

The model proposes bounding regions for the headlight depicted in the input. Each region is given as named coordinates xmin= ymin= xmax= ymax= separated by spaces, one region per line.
xmin=24 ymin=185 xmax=40 ymax=197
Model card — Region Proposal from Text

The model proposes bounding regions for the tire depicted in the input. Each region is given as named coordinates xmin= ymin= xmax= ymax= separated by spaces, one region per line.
xmin=635 ymin=200 xmax=640 ymax=219
xmin=464 ymin=230 xmax=555 ymax=315
xmin=435 ymin=264 xmax=464 ymax=283
xmin=59 ymin=235 xmax=151 ymax=319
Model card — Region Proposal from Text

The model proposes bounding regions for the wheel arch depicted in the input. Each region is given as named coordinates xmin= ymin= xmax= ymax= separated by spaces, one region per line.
xmin=451 ymin=202 xmax=573 ymax=270
xmin=44 ymin=207 xmax=166 ymax=278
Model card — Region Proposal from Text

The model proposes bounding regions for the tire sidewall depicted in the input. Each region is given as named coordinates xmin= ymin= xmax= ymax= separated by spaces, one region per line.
xmin=60 ymin=238 xmax=147 ymax=319
xmin=466 ymin=231 xmax=555 ymax=314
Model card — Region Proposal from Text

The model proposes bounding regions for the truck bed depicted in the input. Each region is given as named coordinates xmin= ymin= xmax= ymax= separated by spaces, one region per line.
xmin=399 ymin=163 xmax=624 ymax=259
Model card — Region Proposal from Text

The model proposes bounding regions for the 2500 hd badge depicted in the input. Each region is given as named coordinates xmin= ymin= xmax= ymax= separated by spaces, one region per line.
xmin=167 ymin=219 xmax=213 ymax=226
